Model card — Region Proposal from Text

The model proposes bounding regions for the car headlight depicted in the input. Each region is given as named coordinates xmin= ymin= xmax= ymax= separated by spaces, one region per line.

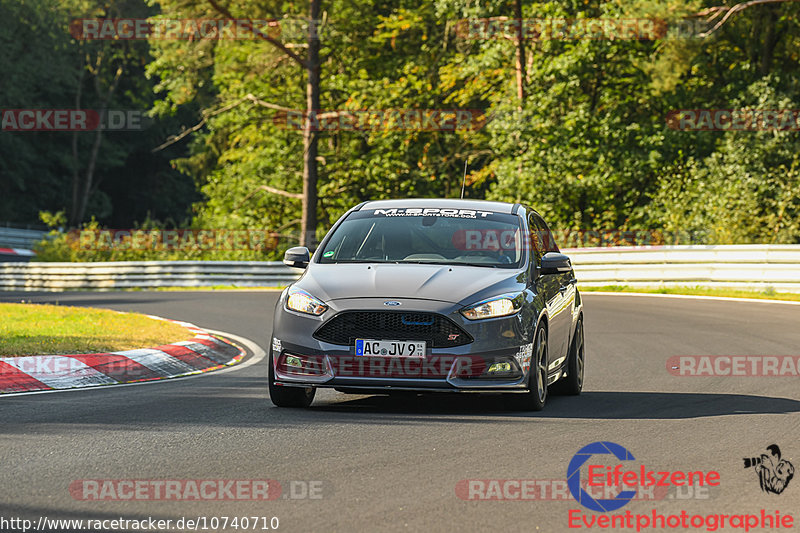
xmin=461 ymin=294 xmax=522 ymax=320
xmin=286 ymin=288 xmax=328 ymax=315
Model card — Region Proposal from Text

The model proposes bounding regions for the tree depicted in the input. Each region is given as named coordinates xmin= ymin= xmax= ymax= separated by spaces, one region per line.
xmin=149 ymin=0 xmax=323 ymax=247
xmin=0 ymin=0 xmax=194 ymax=228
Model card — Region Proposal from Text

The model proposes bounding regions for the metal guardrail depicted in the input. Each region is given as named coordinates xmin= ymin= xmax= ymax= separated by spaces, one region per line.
xmin=566 ymin=244 xmax=800 ymax=292
xmin=0 ymin=226 xmax=47 ymax=250
xmin=1 ymin=245 xmax=799 ymax=292
xmin=0 ymin=261 xmax=301 ymax=291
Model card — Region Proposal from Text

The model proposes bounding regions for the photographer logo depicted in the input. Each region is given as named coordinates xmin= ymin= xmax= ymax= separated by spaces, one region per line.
xmin=743 ymin=444 xmax=794 ymax=495
xmin=567 ymin=441 xmax=721 ymax=513
xmin=567 ymin=441 xmax=637 ymax=512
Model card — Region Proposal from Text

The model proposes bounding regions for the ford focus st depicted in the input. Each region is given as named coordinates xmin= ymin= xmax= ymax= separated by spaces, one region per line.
xmin=269 ymin=199 xmax=584 ymax=411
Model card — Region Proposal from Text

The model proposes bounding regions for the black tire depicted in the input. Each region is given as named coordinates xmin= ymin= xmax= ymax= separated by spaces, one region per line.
xmin=268 ymin=351 xmax=316 ymax=408
xmin=552 ymin=318 xmax=584 ymax=396
xmin=506 ymin=323 xmax=548 ymax=411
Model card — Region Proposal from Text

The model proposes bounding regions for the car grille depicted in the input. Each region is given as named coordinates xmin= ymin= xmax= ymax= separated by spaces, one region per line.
xmin=314 ymin=311 xmax=473 ymax=348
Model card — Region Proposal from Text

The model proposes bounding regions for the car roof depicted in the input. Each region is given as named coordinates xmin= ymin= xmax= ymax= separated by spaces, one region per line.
xmin=359 ymin=198 xmax=519 ymax=214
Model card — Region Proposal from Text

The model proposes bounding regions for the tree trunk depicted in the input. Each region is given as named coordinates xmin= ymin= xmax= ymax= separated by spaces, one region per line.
xmin=301 ymin=0 xmax=321 ymax=249
xmin=74 ymin=67 xmax=123 ymax=224
xmin=513 ymin=0 xmax=526 ymax=184
xmin=75 ymin=109 xmax=107 ymax=223
xmin=759 ymin=5 xmax=779 ymax=75
xmin=70 ymin=70 xmax=85 ymax=227
xmin=514 ymin=0 xmax=526 ymax=106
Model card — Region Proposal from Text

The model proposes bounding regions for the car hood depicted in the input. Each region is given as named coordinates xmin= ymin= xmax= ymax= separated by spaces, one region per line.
xmin=296 ymin=263 xmax=526 ymax=305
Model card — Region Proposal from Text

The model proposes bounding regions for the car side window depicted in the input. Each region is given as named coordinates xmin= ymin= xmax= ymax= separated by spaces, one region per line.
xmin=528 ymin=213 xmax=544 ymax=267
xmin=533 ymin=214 xmax=560 ymax=254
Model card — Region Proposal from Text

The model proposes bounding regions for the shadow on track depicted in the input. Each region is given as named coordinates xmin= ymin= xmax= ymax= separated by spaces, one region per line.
xmin=314 ymin=390 xmax=800 ymax=420
xmin=4 ymin=381 xmax=799 ymax=433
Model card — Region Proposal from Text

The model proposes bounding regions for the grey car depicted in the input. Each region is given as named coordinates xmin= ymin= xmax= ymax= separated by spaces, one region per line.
xmin=269 ymin=199 xmax=584 ymax=411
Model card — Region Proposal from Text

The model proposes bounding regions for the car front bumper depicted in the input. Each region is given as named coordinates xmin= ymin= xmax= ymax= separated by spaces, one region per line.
xmin=271 ymin=296 xmax=539 ymax=393
xmin=271 ymin=349 xmax=533 ymax=392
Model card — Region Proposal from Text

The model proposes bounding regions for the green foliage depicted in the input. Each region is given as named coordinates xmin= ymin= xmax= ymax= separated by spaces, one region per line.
xmin=652 ymin=81 xmax=800 ymax=243
xmin=9 ymin=0 xmax=800 ymax=262
xmin=1 ymin=0 xmax=197 ymax=228
xmin=480 ymin=0 xmax=800 ymax=241
xmin=32 ymin=216 xmax=285 ymax=261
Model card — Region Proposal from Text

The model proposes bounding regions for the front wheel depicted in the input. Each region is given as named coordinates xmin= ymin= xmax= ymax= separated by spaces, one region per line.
xmin=506 ymin=323 xmax=548 ymax=411
xmin=268 ymin=352 xmax=316 ymax=408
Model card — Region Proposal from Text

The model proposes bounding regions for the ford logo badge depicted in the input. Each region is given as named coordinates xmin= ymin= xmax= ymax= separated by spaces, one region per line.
xmin=384 ymin=301 xmax=401 ymax=307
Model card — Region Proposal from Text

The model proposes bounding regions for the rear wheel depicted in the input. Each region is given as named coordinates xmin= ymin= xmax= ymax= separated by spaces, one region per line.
xmin=506 ymin=323 xmax=548 ymax=411
xmin=268 ymin=351 xmax=316 ymax=408
xmin=552 ymin=318 xmax=584 ymax=396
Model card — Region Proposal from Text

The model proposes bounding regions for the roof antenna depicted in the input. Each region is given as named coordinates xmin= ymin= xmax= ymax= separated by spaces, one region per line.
xmin=460 ymin=158 xmax=468 ymax=199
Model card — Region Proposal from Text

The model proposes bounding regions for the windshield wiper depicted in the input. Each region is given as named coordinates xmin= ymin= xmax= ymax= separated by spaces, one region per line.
xmin=450 ymin=262 xmax=500 ymax=268
xmin=328 ymin=259 xmax=505 ymax=268
xmin=398 ymin=260 xmax=502 ymax=268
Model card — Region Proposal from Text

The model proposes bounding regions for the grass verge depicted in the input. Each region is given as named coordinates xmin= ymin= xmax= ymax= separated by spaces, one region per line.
xmin=0 ymin=303 xmax=196 ymax=356
xmin=579 ymin=285 xmax=800 ymax=302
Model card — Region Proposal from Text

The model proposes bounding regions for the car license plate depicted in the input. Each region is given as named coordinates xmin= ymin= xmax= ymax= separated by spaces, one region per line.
xmin=354 ymin=339 xmax=426 ymax=357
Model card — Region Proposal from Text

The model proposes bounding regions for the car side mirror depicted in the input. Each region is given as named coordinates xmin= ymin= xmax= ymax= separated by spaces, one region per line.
xmin=540 ymin=252 xmax=572 ymax=275
xmin=283 ymin=246 xmax=310 ymax=269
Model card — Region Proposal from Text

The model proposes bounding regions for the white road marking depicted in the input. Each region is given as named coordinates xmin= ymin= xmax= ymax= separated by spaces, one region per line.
xmin=121 ymin=348 xmax=198 ymax=374
xmin=1 ymin=356 xmax=116 ymax=389
xmin=0 ymin=329 xmax=265 ymax=398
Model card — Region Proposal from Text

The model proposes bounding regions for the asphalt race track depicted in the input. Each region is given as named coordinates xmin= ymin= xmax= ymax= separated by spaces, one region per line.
xmin=1 ymin=291 xmax=799 ymax=532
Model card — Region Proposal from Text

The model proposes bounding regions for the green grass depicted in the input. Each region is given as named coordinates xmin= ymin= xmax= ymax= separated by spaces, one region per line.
xmin=580 ymin=285 xmax=800 ymax=302
xmin=0 ymin=303 xmax=196 ymax=356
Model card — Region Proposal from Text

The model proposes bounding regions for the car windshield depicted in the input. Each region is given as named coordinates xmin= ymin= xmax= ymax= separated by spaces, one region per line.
xmin=318 ymin=207 xmax=524 ymax=268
